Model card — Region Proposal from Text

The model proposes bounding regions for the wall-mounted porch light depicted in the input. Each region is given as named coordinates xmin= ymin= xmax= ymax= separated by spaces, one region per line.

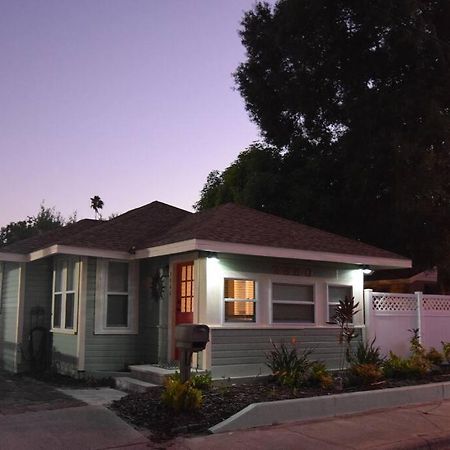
xmin=199 ymin=251 xmax=219 ymax=260
xmin=361 ymin=265 xmax=374 ymax=275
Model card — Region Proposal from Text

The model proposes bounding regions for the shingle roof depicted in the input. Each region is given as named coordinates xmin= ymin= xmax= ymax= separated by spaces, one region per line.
xmin=0 ymin=201 xmax=408 ymax=261
xmin=148 ymin=203 xmax=407 ymax=260
xmin=58 ymin=201 xmax=191 ymax=252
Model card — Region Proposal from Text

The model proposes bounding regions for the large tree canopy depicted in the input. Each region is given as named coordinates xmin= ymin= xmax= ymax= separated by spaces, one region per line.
xmin=197 ymin=0 xmax=450 ymax=287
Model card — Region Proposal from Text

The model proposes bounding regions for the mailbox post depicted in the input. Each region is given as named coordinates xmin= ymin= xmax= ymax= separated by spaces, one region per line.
xmin=175 ymin=324 xmax=209 ymax=382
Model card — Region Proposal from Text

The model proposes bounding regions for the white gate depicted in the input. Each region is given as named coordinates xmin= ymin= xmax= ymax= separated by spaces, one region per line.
xmin=365 ymin=289 xmax=450 ymax=357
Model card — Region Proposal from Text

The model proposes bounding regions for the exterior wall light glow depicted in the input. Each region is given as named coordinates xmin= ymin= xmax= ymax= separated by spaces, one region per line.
xmin=207 ymin=252 xmax=219 ymax=260
xmin=361 ymin=265 xmax=374 ymax=275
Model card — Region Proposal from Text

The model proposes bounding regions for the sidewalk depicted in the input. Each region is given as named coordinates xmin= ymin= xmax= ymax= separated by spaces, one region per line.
xmin=173 ymin=400 xmax=450 ymax=449
xmin=0 ymin=371 xmax=150 ymax=450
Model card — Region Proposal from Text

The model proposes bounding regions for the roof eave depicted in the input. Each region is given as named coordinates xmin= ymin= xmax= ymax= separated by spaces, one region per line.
xmin=136 ymin=239 xmax=411 ymax=268
xmin=0 ymin=252 xmax=27 ymax=263
xmin=0 ymin=239 xmax=412 ymax=269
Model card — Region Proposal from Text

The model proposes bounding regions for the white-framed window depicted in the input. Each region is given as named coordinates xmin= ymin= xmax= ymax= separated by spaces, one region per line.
xmin=272 ymin=283 xmax=315 ymax=323
xmin=224 ymin=278 xmax=256 ymax=322
xmin=52 ymin=257 xmax=80 ymax=333
xmin=95 ymin=259 xmax=138 ymax=334
xmin=328 ymin=285 xmax=353 ymax=323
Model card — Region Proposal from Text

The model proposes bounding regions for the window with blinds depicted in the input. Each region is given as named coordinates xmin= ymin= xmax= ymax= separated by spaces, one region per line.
xmin=224 ymin=278 xmax=256 ymax=322
xmin=272 ymin=283 xmax=315 ymax=323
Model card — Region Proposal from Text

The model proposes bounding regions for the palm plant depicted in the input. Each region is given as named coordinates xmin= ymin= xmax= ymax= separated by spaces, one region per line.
xmin=90 ymin=195 xmax=104 ymax=220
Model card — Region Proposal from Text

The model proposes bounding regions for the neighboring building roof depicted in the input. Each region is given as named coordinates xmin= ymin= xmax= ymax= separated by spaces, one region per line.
xmin=366 ymin=267 xmax=437 ymax=282
xmin=0 ymin=200 xmax=410 ymax=265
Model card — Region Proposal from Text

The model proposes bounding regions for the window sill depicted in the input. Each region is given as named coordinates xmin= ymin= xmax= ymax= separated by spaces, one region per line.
xmin=94 ymin=328 xmax=138 ymax=335
xmin=51 ymin=328 xmax=77 ymax=335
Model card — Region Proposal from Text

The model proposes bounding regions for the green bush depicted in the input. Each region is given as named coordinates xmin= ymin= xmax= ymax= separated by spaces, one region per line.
xmin=350 ymin=363 xmax=383 ymax=385
xmin=383 ymin=351 xmax=429 ymax=379
xmin=190 ymin=371 xmax=212 ymax=390
xmin=308 ymin=361 xmax=333 ymax=389
xmin=426 ymin=347 xmax=444 ymax=366
xmin=165 ymin=371 xmax=212 ymax=391
xmin=442 ymin=342 xmax=450 ymax=363
xmin=350 ymin=337 xmax=384 ymax=367
xmin=266 ymin=340 xmax=313 ymax=388
xmin=161 ymin=377 xmax=202 ymax=413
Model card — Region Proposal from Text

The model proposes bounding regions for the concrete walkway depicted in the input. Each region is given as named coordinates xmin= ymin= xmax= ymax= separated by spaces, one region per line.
xmin=173 ymin=400 xmax=450 ymax=450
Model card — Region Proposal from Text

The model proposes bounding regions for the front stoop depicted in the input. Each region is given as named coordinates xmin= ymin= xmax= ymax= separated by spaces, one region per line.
xmin=114 ymin=376 xmax=157 ymax=393
xmin=115 ymin=364 xmax=210 ymax=392
xmin=128 ymin=365 xmax=178 ymax=385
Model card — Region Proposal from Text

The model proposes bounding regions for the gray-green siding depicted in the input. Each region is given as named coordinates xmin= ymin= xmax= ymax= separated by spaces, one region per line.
xmin=83 ymin=258 xmax=138 ymax=371
xmin=0 ymin=263 xmax=20 ymax=371
xmin=85 ymin=258 xmax=167 ymax=371
xmin=211 ymin=328 xmax=362 ymax=377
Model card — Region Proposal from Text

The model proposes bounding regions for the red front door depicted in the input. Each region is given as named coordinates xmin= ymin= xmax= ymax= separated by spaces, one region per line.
xmin=175 ymin=262 xmax=194 ymax=359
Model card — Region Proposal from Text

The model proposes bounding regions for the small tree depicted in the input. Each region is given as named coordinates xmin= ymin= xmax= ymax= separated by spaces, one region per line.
xmin=90 ymin=195 xmax=104 ymax=220
xmin=0 ymin=203 xmax=66 ymax=247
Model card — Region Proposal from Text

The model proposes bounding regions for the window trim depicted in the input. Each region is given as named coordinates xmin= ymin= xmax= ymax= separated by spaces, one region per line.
xmin=95 ymin=259 xmax=139 ymax=335
xmin=271 ymin=282 xmax=316 ymax=325
xmin=51 ymin=257 xmax=80 ymax=334
xmin=223 ymin=277 xmax=257 ymax=323
xmin=327 ymin=283 xmax=353 ymax=324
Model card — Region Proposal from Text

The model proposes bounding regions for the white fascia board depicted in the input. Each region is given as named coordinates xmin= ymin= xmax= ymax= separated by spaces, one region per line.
xmin=29 ymin=245 xmax=132 ymax=262
xmin=192 ymin=239 xmax=412 ymax=269
xmin=134 ymin=239 xmax=197 ymax=259
xmin=0 ymin=252 xmax=27 ymax=263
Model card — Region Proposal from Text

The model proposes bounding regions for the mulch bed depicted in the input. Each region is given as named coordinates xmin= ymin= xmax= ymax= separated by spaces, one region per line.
xmin=111 ymin=372 xmax=450 ymax=442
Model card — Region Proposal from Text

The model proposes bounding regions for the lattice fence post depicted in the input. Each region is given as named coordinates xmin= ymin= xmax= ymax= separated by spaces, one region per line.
xmin=364 ymin=289 xmax=374 ymax=343
xmin=415 ymin=291 xmax=423 ymax=344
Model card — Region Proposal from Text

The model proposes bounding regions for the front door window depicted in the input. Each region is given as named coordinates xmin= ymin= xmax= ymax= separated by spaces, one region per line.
xmin=176 ymin=262 xmax=194 ymax=325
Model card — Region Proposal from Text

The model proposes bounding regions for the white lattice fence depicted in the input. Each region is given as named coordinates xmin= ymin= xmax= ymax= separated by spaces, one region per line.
xmin=422 ymin=295 xmax=450 ymax=349
xmin=365 ymin=290 xmax=450 ymax=357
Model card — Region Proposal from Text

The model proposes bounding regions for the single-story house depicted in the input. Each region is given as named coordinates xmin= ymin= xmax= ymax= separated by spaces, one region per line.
xmin=0 ymin=201 xmax=411 ymax=378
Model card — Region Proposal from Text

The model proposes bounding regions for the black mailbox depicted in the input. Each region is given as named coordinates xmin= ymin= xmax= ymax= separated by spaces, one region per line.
xmin=175 ymin=324 xmax=209 ymax=352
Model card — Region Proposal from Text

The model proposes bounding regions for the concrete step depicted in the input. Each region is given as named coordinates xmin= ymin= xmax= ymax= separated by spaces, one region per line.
xmin=114 ymin=376 xmax=158 ymax=393
xmin=128 ymin=364 xmax=177 ymax=385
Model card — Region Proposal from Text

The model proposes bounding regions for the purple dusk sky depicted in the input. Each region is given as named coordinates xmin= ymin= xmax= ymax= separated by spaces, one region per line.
xmin=0 ymin=0 xmax=263 ymax=225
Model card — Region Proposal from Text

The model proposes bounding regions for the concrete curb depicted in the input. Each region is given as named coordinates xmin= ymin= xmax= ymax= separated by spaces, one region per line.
xmin=209 ymin=381 xmax=450 ymax=434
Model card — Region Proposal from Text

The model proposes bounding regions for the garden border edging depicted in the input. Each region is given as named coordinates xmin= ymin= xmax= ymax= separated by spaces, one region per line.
xmin=209 ymin=381 xmax=450 ymax=434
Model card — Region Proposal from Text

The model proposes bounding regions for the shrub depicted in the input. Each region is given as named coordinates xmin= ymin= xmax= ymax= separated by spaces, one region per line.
xmin=350 ymin=363 xmax=383 ymax=385
xmin=190 ymin=371 xmax=212 ymax=390
xmin=409 ymin=328 xmax=426 ymax=357
xmin=350 ymin=337 xmax=384 ymax=367
xmin=308 ymin=361 xmax=333 ymax=389
xmin=442 ymin=342 xmax=450 ymax=363
xmin=426 ymin=347 xmax=444 ymax=366
xmin=161 ymin=377 xmax=202 ymax=413
xmin=164 ymin=371 xmax=212 ymax=391
xmin=383 ymin=351 xmax=429 ymax=379
xmin=266 ymin=340 xmax=313 ymax=388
